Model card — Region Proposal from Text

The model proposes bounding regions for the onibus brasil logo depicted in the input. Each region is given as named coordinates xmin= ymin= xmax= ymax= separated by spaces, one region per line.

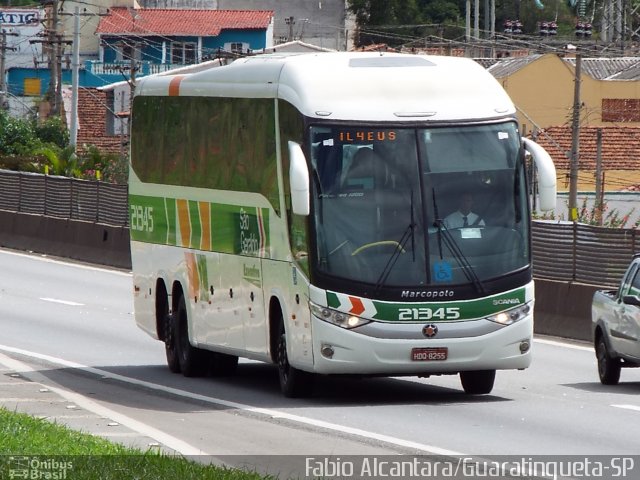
xmin=7 ymin=457 xmax=73 ymax=479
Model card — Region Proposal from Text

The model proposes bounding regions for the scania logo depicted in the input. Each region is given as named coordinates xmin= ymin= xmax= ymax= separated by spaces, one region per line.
xmin=422 ymin=324 xmax=438 ymax=338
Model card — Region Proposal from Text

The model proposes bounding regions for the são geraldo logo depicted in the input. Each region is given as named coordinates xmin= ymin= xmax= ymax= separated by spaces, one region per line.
xmin=238 ymin=208 xmax=259 ymax=255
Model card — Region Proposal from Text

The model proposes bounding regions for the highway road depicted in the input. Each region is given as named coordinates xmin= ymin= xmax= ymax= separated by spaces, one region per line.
xmin=1 ymin=248 xmax=639 ymax=476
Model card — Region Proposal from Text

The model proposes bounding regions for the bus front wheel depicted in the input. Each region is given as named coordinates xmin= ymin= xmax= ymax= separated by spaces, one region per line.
xmin=276 ymin=321 xmax=314 ymax=398
xmin=460 ymin=370 xmax=495 ymax=394
xmin=175 ymin=295 xmax=207 ymax=377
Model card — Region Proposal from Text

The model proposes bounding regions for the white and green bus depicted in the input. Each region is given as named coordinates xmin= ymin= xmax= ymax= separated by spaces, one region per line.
xmin=129 ymin=52 xmax=556 ymax=397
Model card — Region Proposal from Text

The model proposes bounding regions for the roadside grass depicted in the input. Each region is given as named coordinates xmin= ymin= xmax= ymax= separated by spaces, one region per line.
xmin=0 ymin=408 xmax=274 ymax=479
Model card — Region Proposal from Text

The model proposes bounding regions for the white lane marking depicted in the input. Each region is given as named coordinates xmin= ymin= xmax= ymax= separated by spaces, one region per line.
xmin=40 ymin=298 xmax=85 ymax=307
xmin=0 ymin=398 xmax=67 ymax=403
xmin=612 ymin=404 xmax=640 ymax=412
xmin=0 ymin=249 xmax=131 ymax=277
xmin=0 ymin=344 xmax=464 ymax=457
xmin=0 ymin=352 xmax=208 ymax=456
xmin=534 ymin=337 xmax=593 ymax=352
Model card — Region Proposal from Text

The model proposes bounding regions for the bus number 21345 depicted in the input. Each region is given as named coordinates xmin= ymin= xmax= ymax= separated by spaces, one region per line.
xmin=398 ymin=307 xmax=461 ymax=321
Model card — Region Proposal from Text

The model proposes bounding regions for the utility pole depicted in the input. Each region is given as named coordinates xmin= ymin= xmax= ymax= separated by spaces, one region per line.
xmin=30 ymin=0 xmax=71 ymax=117
xmin=285 ymin=16 xmax=295 ymax=42
xmin=0 ymin=30 xmax=18 ymax=110
xmin=49 ymin=0 xmax=59 ymax=114
xmin=69 ymin=6 xmax=80 ymax=147
xmin=129 ymin=45 xmax=138 ymax=108
xmin=594 ymin=128 xmax=603 ymax=225
xmin=59 ymin=7 xmax=108 ymax=144
xmin=568 ymin=53 xmax=582 ymax=221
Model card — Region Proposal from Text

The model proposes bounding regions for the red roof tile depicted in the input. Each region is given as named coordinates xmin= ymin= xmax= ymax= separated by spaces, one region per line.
xmin=533 ymin=126 xmax=640 ymax=170
xmin=96 ymin=7 xmax=273 ymax=36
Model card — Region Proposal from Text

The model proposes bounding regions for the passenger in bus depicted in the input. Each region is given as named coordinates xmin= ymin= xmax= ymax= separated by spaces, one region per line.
xmin=444 ymin=192 xmax=485 ymax=229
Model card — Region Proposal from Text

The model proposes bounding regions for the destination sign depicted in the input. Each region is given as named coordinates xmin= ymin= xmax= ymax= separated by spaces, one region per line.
xmin=338 ymin=130 xmax=397 ymax=142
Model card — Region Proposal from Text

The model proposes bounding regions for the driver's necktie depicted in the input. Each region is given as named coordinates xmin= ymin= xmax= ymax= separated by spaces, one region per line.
xmin=463 ymin=216 xmax=469 ymax=227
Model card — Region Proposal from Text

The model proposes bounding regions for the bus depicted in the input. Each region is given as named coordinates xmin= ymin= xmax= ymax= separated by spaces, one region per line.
xmin=129 ymin=52 xmax=556 ymax=397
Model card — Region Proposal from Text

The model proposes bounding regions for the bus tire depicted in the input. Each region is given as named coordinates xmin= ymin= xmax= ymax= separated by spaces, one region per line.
xmin=596 ymin=334 xmax=621 ymax=385
xmin=209 ymin=352 xmax=239 ymax=376
xmin=164 ymin=312 xmax=181 ymax=374
xmin=175 ymin=295 xmax=207 ymax=377
xmin=157 ymin=284 xmax=180 ymax=373
xmin=460 ymin=370 xmax=495 ymax=394
xmin=276 ymin=320 xmax=314 ymax=398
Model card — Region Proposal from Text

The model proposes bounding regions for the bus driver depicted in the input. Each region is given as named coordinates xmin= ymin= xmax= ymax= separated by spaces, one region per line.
xmin=444 ymin=192 xmax=485 ymax=229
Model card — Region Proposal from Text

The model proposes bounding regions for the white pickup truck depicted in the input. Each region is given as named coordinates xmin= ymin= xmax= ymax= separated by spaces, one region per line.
xmin=592 ymin=254 xmax=640 ymax=384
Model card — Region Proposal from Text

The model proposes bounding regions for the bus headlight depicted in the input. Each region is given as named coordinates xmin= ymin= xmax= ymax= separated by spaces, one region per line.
xmin=309 ymin=302 xmax=371 ymax=329
xmin=487 ymin=302 xmax=532 ymax=325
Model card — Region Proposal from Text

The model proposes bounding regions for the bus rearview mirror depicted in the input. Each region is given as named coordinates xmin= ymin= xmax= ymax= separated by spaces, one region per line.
xmin=288 ymin=141 xmax=310 ymax=216
xmin=522 ymin=137 xmax=557 ymax=212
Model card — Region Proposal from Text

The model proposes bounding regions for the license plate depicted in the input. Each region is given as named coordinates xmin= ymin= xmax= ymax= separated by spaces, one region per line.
xmin=411 ymin=347 xmax=448 ymax=361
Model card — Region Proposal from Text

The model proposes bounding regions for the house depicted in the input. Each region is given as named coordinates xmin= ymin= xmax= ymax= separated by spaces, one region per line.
xmin=74 ymin=87 xmax=124 ymax=156
xmin=260 ymin=40 xmax=335 ymax=54
xmin=486 ymin=53 xmax=640 ymax=134
xmin=89 ymin=7 xmax=274 ymax=86
xmin=202 ymin=0 xmax=353 ymax=51
xmin=534 ymin=125 xmax=640 ymax=192
xmin=0 ymin=7 xmax=45 ymax=114
xmin=484 ymin=53 xmax=640 ymax=196
xmin=6 ymin=7 xmax=274 ymax=103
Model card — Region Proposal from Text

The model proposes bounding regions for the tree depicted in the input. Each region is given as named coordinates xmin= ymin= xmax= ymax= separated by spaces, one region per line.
xmin=0 ymin=111 xmax=125 ymax=182
xmin=419 ymin=0 xmax=461 ymax=25
xmin=348 ymin=0 xmax=426 ymax=47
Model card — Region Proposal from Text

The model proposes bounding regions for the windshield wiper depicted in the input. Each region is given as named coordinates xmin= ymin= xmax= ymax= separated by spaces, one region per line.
xmin=432 ymin=189 xmax=486 ymax=295
xmin=374 ymin=191 xmax=416 ymax=294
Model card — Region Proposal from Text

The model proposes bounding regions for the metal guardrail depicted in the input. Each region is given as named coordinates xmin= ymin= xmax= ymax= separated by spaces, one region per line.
xmin=0 ymin=170 xmax=129 ymax=226
xmin=532 ymin=220 xmax=638 ymax=287
xmin=0 ymin=169 xmax=637 ymax=287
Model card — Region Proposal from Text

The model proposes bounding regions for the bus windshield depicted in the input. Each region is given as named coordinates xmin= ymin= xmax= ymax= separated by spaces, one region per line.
xmin=309 ymin=122 xmax=529 ymax=289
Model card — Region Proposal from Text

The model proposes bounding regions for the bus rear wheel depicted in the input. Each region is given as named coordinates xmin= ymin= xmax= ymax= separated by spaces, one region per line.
xmin=157 ymin=285 xmax=180 ymax=373
xmin=175 ymin=295 xmax=207 ymax=377
xmin=164 ymin=312 xmax=181 ymax=374
xmin=276 ymin=321 xmax=314 ymax=398
xmin=460 ymin=370 xmax=495 ymax=394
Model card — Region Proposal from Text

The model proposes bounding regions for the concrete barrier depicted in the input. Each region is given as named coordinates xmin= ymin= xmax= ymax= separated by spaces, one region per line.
xmin=0 ymin=210 xmax=131 ymax=270
xmin=533 ymin=279 xmax=603 ymax=342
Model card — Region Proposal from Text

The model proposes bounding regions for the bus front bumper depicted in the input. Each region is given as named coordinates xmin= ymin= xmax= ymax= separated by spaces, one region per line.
xmin=309 ymin=316 xmax=533 ymax=375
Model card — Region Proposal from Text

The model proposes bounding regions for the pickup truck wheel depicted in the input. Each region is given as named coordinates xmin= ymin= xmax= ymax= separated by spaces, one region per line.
xmin=460 ymin=370 xmax=496 ymax=394
xmin=596 ymin=335 xmax=621 ymax=385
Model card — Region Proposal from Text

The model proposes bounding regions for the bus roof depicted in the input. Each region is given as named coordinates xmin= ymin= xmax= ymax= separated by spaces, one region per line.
xmin=135 ymin=52 xmax=516 ymax=123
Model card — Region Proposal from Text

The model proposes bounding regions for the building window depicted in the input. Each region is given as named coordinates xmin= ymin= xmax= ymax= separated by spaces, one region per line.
xmin=171 ymin=42 xmax=197 ymax=64
xmin=602 ymin=99 xmax=640 ymax=122
xmin=24 ymin=78 xmax=41 ymax=96
xmin=224 ymin=42 xmax=249 ymax=54
xmin=116 ymin=42 xmax=140 ymax=62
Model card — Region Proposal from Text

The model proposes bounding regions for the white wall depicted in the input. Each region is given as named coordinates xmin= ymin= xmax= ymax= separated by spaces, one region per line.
xmin=534 ymin=192 xmax=640 ymax=227
xmin=0 ymin=8 xmax=44 ymax=69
